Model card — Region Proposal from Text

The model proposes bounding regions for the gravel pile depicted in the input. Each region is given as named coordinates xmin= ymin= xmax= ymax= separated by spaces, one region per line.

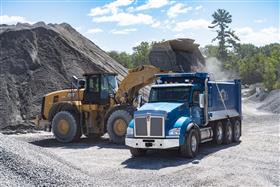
xmin=0 ymin=133 xmax=94 ymax=186
xmin=0 ymin=22 xmax=128 ymax=129
xmin=257 ymin=89 xmax=280 ymax=114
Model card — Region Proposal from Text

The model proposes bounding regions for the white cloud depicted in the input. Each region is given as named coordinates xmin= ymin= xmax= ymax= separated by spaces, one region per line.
xmin=254 ymin=19 xmax=266 ymax=23
xmin=136 ymin=0 xmax=169 ymax=11
xmin=92 ymin=12 xmax=155 ymax=26
xmin=111 ymin=28 xmax=137 ymax=34
xmin=195 ymin=5 xmax=203 ymax=10
xmin=235 ymin=26 xmax=280 ymax=46
xmin=88 ymin=0 xmax=134 ymax=16
xmin=174 ymin=19 xmax=210 ymax=31
xmin=88 ymin=7 xmax=111 ymax=17
xmin=167 ymin=3 xmax=192 ymax=18
xmin=0 ymin=15 xmax=31 ymax=25
xmin=87 ymin=28 xmax=103 ymax=34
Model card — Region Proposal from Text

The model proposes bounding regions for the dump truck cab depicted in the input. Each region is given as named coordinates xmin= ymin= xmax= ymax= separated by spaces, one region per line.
xmin=126 ymin=72 xmax=242 ymax=158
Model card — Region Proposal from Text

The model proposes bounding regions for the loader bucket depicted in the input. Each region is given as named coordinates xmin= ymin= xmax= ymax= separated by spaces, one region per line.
xmin=149 ymin=38 xmax=205 ymax=72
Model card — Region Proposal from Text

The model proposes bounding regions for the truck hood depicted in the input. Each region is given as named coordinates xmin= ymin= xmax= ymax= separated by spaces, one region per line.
xmin=135 ymin=102 xmax=187 ymax=119
xmin=139 ymin=102 xmax=183 ymax=113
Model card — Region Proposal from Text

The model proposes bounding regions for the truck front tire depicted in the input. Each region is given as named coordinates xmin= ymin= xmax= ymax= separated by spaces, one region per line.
xmin=107 ymin=109 xmax=132 ymax=144
xmin=180 ymin=128 xmax=199 ymax=158
xmin=130 ymin=148 xmax=147 ymax=157
xmin=52 ymin=111 xmax=81 ymax=143
xmin=223 ymin=120 xmax=233 ymax=144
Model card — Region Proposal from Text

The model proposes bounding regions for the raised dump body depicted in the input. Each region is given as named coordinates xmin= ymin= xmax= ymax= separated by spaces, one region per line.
xmin=125 ymin=72 xmax=242 ymax=158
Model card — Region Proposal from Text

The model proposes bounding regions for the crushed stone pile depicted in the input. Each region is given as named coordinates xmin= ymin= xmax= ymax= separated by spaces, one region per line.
xmin=0 ymin=133 xmax=98 ymax=186
xmin=257 ymin=89 xmax=280 ymax=114
xmin=0 ymin=22 xmax=128 ymax=129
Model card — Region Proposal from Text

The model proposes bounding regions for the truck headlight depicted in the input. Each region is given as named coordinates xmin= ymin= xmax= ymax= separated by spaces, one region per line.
xmin=168 ymin=128 xmax=181 ymax=136
xmin=126 ymin=127 xmax=134 ymax=136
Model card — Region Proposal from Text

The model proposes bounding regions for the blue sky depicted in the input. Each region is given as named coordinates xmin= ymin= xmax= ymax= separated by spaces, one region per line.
xmin=1 ymin=0 xmax=279 ymax=53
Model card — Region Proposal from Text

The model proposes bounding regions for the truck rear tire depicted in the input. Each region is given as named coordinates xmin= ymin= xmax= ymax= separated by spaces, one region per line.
xmin=180 ymin=129 xmax=199 ymax=158
xmin=107 ymin=109 xmax=132 ymax=144
xmin=233 ymin=119 xmax=241 ymax=142
xmin=213 ymin=121 xmax=223 ymax=145
xmin=130 ymin=148 xmax=147 ymax=157
xmin=52 ymin=111 xmax=81 ymax=143
xmin=223 ymin=120 xmax=233 ymax=144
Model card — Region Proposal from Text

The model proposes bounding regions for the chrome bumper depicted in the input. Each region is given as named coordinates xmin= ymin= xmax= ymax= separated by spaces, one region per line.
xmin=125 ymin=138 xmax=179 ymax=149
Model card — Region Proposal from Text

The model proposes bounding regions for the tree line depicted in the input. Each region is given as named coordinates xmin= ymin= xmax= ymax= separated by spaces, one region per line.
xmin=108 ymin=9 xmax=280 ymax=90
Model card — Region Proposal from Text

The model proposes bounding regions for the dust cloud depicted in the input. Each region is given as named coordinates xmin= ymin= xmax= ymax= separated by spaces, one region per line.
xmin=203 ymin=57 xmax=237 ymax=81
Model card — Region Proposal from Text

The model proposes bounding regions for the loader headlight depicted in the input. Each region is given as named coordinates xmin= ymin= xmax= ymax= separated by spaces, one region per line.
xmin=126 ymin=127 xmax=134 ymax=136
xmin=168 ymin=128 xmax=181 ymax=136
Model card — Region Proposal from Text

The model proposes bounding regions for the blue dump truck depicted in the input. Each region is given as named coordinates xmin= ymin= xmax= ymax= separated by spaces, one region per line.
xmin=125 ymin=72 xmax=242 ymax=158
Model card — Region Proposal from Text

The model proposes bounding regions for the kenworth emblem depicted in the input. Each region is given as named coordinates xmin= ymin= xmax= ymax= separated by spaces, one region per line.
xmin=146 ymin=114 xmax=151 ymax=122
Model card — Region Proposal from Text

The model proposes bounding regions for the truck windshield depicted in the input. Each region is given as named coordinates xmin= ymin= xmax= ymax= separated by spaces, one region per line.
xmin=149 ymin=86 xmax=191 ymax=103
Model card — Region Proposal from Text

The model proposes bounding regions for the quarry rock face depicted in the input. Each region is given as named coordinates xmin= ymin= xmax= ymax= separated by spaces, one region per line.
xmin=0 ymin=22 xmax=128 ymax=128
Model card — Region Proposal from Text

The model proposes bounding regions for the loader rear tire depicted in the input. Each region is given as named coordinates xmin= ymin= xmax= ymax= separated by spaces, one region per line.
xmin=52 ymin=111 xmax=81 ymax=143
xmin=107 ymin=109 xmax=132 ymax=144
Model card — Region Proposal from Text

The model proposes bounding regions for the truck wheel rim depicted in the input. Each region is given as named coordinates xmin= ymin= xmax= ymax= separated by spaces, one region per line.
xmin=235 ymin=122 xmax=240 ymax=139
xmin=228 ymin=126 xmax=232 ymax=139
xmin=191 ymin=135 xmax=197 ymax=152
xmin=217 ymin=126 xmax=223 ymax=140
xmin=58 ymin=119 xmax=70 ymax=135
xmin=113 ymin=119 xmax=127 ymax=136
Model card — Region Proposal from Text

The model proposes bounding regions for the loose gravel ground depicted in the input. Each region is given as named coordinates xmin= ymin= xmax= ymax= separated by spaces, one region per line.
xmin=1 ymin=100 xmax=279 ymax=186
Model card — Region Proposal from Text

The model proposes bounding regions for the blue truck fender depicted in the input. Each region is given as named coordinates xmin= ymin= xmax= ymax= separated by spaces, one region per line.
xmin=174 ymin=117 xmax=200 ymax=145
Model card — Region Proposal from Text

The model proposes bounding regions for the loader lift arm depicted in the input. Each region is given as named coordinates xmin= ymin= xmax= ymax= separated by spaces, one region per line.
xmin=115 ymin=65 xmax=166 ymax=104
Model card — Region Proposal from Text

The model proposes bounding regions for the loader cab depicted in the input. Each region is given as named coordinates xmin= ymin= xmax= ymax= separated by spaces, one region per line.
xmin=83 ymin=73 xmax=118 ymax=105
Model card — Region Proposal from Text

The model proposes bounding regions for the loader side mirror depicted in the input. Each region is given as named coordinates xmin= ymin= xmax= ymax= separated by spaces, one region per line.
xmin=199 ymin=94 xmax=205 ymax=108
xmin=78 ymin=80 xmax=85 ymax=88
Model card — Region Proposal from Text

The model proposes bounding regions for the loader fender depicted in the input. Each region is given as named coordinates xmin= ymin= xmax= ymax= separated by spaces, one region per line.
xmin=48 ymin=102 xmax=80 ymax=122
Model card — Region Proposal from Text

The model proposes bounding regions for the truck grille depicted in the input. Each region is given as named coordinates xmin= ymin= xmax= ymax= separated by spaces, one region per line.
xmin=134 ymin=116 xmax=164 ymax=137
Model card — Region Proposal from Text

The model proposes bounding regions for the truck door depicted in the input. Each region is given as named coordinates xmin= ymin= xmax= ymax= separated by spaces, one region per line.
xmin=191 ymin=90 xmax=204 ymax=125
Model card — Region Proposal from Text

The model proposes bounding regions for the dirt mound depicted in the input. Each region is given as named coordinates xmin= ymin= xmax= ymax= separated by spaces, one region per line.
xmin=257 ymin=89 xmax=280 ymax=114
xmin=0 ymin=22 xmax=128 ymax=129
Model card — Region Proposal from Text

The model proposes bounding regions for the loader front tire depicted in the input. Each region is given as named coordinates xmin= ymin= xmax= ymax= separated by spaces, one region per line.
xmin=52 ymin=111 xmax=81 ymax=143
xmin=107 ymin=109 xmax=132 ymax=144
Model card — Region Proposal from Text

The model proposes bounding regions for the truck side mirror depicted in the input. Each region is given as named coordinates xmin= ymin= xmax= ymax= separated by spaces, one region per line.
xmin=199 ymin=94 xmax=205 ymax=108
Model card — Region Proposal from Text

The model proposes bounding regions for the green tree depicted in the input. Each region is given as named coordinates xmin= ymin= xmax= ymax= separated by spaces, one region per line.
xmin=108 ymin=51 xmax=133 ymax=68
xmin=132 ymin=42 xmax=151 ymax=66
xmin=209 ymin=9 xmax=239 ymax=60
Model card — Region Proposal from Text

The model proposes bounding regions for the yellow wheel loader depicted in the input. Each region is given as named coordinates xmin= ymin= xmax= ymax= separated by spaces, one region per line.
xmin=36 ymin=38 xmax=205 ymax=144
xmin=37 ymin=65 xmax=163 ymax=143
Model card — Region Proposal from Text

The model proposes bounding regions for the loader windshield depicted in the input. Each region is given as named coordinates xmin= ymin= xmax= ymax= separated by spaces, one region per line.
xmin=149 ymin=86 xmax=191 ymax=103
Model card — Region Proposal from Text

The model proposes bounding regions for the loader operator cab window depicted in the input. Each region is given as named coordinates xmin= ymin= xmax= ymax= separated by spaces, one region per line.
xmin=83 ymin=75 xmax=101 ymax=104
xmin=83 ymin=74 xmax=117 ymax=105
xmin=88 ymin=76 xmax=99 ymax=92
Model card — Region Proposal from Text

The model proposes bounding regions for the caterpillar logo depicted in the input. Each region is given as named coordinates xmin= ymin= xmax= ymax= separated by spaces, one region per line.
xmin=219 ymin=89 xmax=228 ymax=101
